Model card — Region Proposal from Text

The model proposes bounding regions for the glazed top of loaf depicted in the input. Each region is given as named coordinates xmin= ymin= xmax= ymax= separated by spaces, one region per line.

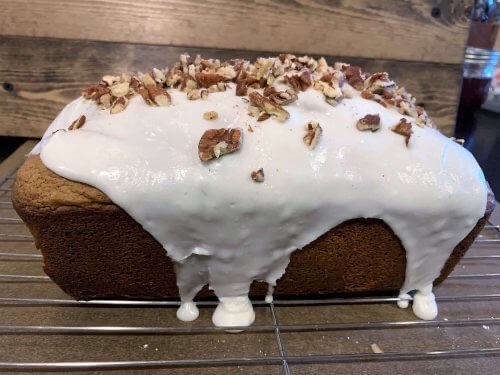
xmin=32 ymin=54 xmax=488 ymax=323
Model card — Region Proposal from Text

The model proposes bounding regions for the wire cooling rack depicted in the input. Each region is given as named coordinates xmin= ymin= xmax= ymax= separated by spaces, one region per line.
xmin=0 ymin=160 xmax=499 ymax=374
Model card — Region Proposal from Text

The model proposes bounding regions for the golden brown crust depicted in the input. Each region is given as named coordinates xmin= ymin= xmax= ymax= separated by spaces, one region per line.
xmin=12 ymin=156 xmax=493 ymax=300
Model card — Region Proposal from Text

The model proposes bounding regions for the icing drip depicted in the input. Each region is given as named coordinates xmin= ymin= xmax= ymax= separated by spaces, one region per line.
xmin=35 ymin=86 xmax=487 ymax=327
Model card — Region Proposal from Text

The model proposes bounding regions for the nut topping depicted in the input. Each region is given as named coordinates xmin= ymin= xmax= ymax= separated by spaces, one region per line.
xmin=356 ymin=114 xmax=381 ymax=132
xmin=303 ymin=121 xmax=322 ymax=149
xmin=110 ymin=82 xmax=130 ymax=98
xmin=147 ymin=86 xmax=172 ymax=106
xmin=80 ymin=54 xmax=435 ymax=130
xmin=198 ymin=128 xmax=243 ymax=161
xmin=269 ymin=89 xmax=298 ymax=106
xmin=68 ymin=115 xmax=86 ymax=130
xmin=391 ymin=118 xmax=413 ymax=146
xmin=257 ymin=112 xmax=271 ymax=122
xmin=248 ymin=91 xmax=290 ymax=122
xmin=203 ymin=111 xmax=218 ymax=120
xmin=110 ymin=96 xmax=129 ymax=114
xmin=140 ymin=73 xmax=157 ymax=87
xmin=342 ymin=65 xmax=364 ymax=90
xmin=251 ymin=168 xmax=265 ymax=183
xmin=195 ymin=73 xmax=226 ymax=88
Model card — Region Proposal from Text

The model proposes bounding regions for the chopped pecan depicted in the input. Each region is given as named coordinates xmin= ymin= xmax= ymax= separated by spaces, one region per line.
xmin=82 ymin=84 xmax=110 ymax=101
xmin=141 ymin=73 xmax=157 ymax=87
xmin=101 ymin=75 xmax=121 ymax=86
xmin=236 ymin=76 xmax=259 ymax=96
xmin=203 ymin=111 xmax=218 ymax=120
xmin=303 ymin=121 xmax=322 ymax=149
xmin=285 ymin=71 xmax=311 ymax=91
xmin=342 ymin=65 xmax=364 ymax=90
xmin=198 ymin=128 xmax=243 ymax=161
xmin=110 ymin=96 xmax=129 ymax=114
xmin=269 ymin=89 xmax=298 ymax=106
xmin=364 ymin=72 xmax=396 ymax=94
xmin=361 ymin=90 xmax=374 ymax=99
xmin=152 ymin=68 xmax=166 ymax=84
xmin=110 ymin=82 xmax=130 ymax=98
xmin=147 ymin=86 xmax=172 ymax=106
xmin=263 ymin=87 xmax=277 ymax=97
xmin=356 ymin=114 xmax=380 ymax=132
xmin=68 ymin=115 xmax=86 ymax=130
xmin=165 ymin=68 xmax=186 ymax=89
xmin=391 ymin=118 xmax=413 ymax=146
xmin=257 ymin=112 xmax=271 ymax=122
xmin=187 ymin=89 xmax=202 ymax=100
xmin=195 ymin=73 xmax=226 ymax=88
xmin=251 ymin=168 xmax=265 ymax=183
xmin=99 ymin=93 xmax=112 ymax=109
xmin=248 ymin=91 xmax=290 ymax=122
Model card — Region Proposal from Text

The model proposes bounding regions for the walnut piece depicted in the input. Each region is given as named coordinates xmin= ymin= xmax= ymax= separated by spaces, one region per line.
xmin=391 ymin=118 xmax=413 ymax=146
xmin=251 ymin=168 xmax=265 ymax=183
xmin=203 ymin=111 xmax=218 ymax=120
xmin=248 ymin=91 xmax=289 ymax=122
xmin=198 ymin=128 xmax=243 ymax=161
xmin=68 ymin=115 xmax=86 ymax=130
xmin=356 ymin=114 xmax=380 ymax=132
xmin=303 ymin=121 xmax=322 ymax=149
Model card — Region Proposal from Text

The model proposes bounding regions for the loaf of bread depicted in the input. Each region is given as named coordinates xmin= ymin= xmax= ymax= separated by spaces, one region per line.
xmin=12 ymin=54 xmax=494 ymax=328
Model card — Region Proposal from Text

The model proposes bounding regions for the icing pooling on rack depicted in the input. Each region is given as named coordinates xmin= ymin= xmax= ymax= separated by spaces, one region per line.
xmin=35 ymin=86 xmax=487 ymax=327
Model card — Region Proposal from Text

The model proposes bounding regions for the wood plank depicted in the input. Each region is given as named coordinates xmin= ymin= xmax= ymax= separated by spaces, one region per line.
xmin=0 ymin=0 xmax=473 ymax=64
xmin=0 ymin=36 xmax=461 ymax=138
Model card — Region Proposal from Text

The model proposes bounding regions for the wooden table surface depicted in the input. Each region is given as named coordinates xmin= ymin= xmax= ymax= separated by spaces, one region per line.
xmin=0 ymin=0 xmax=476 ymax=138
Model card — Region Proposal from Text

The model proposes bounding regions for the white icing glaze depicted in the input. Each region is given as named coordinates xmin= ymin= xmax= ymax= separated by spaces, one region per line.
xmin=34 ymin=86 xmax=487 ymax=327
xmin=176 ymin=301 xmax=199 ymax=322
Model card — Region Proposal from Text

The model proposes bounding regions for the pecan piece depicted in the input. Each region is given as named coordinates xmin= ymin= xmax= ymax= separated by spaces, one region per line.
xmin=285 ymin=71 xmax=311 ymax=92
xmin=269 ymin=89 xmax=298 ymax=106
xmin=195 ymin=73 xmax=226 ymax=88
xmin=364 ymin=72 xmax=396 ymax=94
xmin=356 ymin=114 xmax=380 ymax=132
xmin=342 ymin=65 xmax=364 ymax=90
xmin=248 ymin=92 xmax=290 ymax=122
xmin=110 ymin=82 xmax=130 ymax=98
xmin=101 ymin=75 xmax=121 ymax=86
xmin=251 ymin=168 xmax=265 ymax=183
xmin=147 ymin=86 xmax=172 ymax=106
xmin=303 ymin=121 xmax=322 ymax=150
xmin=110 ymin=96 xmax=129 ymax=114
xmin=391 ymin=118 xmax=413 ymax=146
xmin=257 ymin=112 xmax=271 ymax=122
xmin=198 ymin=128 xmax=243 ymax=161
xmin=203 ymin=111 xmax=218 ymax=120
xmin=82 ymin=84 xmax=110 ymax=101
xmin=263 ymin=87 xmax=277 ymax=97
xmin=68 ymin=115 xmax=86 ymax=131
xmin=141 ymin=73 xmax=157 ymax=87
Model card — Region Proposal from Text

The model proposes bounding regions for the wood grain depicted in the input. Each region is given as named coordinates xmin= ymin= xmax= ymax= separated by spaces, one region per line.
xmin=0 ymin=36 xmax=461 ymax=137
xmin=0 ymin=0 xmax=473 ymax=64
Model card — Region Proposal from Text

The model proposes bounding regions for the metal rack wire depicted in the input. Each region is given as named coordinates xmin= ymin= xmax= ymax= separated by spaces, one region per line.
xmin=0 ymin=164 xmax=499 ymax=374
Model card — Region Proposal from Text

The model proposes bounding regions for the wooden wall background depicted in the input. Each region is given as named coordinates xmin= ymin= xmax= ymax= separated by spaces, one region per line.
xmin=0 ymin=0 xmax=475 ymax=137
